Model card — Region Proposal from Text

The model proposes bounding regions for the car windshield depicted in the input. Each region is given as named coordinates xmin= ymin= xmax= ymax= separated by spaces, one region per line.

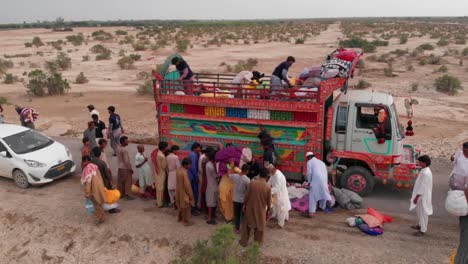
xmin=2 ymin=130 xmax=53 ymax=154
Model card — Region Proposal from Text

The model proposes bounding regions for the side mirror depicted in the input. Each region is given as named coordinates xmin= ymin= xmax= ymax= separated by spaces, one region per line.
xmin=0 ymin=151 xmax=7 ymax=158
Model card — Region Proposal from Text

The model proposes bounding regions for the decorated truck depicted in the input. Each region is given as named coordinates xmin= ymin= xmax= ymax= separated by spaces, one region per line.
xmin=152 ymin=50 xmax=419 ymax=196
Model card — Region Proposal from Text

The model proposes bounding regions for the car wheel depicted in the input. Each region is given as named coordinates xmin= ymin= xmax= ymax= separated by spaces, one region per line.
xmin=13 ymin=170 xmax=30 ymax=189
xmin=340 ymin=166 xmax=375 ymax=196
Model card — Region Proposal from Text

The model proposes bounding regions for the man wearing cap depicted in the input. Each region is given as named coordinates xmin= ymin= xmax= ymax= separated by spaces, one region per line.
xmin=306 ymin=152 xmax=331 ymax=217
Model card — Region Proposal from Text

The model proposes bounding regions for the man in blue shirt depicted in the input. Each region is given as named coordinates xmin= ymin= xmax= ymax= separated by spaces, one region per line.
xmin=188 ymin=142 xmax=201 ymax=214
xmin=107 ymin=106 xmax=124 ymax=156
xmin=172 ymin=57 xmax=195 ymax=95
xmin=271 ymin=56 xmax=295 ymax=93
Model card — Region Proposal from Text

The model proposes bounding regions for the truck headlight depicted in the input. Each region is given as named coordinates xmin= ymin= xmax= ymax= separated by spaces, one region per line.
xmin=24 ymin=160 xmax=47 ymax=167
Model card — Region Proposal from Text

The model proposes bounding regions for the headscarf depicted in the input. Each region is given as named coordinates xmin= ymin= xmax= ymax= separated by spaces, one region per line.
xmin=239 ymin=148 xmax=253 ymax=168
xmin=81 ymin=163 xmax=98 ymax=184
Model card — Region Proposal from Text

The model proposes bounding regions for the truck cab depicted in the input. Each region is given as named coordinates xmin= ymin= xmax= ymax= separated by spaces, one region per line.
xmin=329 ymin=90 xmax=418 ymax=195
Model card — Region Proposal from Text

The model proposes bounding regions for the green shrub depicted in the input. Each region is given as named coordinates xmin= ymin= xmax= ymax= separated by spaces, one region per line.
xmin=0 ymin=96 xmax=8 ymax=105
xmin=46 ymin=72 xmax=70 ymax=95
xmin=0 ymin=59 xmax=14 ymax=75
xmin=390 ymin=49 xmax=408 ymax=56
xmin=176 ymin=39 xmax=190 ymax=53
xmin=50 ymin=41 xmax=63 ymax=51
xmin=118 ymin=49 xmax=126 ymax=56
xmin=24 ymin=42 xmax=33 ymax=48
xmin=371 ymin=39 xmax=389 ymax=47
xmin=92 ymin=30 xmax=113 ymax=41
xmin=295 ymin=38 xmax=305 ymax=44
xmin=122 ymin=35 xmax=135 ymax=45
xmin=399 ymin=34 xmax=408 ymax=44
xmin=90 ymin=44 xmax=112 ymax=60
xmin=26 ymin=69 xmax=48 ymax=96
xmin=75 ymin=72 xmax=89 ymax=84
xmin=172 ymin=225 xmax=260 ymax=264
xmin=117 ymin=56 xmax=136 ymax=69
xmin=437 ymin=65 xmax=448 ymax=73
xmin=463 ymin=47 xmax=468 ymax=56
xmin=56 ymin=52 xmax=72 ymax=70
xmin=137 ymin=80 xmax=153 ymax=95
xmin=32 ymin=36 xmax=44 ymax=47
xmin=339 ymin=36 xmax=376 ymax=53
xmin=434 ymin=75 xmax=462 ymax=95
xmin=3 ymin=73 xmax=16 ymax=84
xmin=136 ymin=71 xmax=150 ymax=80
xmin=437 ymin=38 xmax=449 ymax=46
xmin=66 ymin=34 xmax=84 ymax=46
xmin=384 ymin=63 xmax=395 ymax=77
xmin=411 ymin=83 xmax=419 ymax=92
xmin=427 ymin=54 xmax=441 ymax=65
xmin=115 ymin=30 xmax=128 ymax=36
xmin=355 ymin=79 xmax=371 ymax=89
xmin=419 ymin=58 xmax=428 ymax=66
xmin=417 ymin=43 xmax=435 ymax=51
xmin=129 ymin=54 xmax=141 ymax=61
xmin=132 ymin=41 xmax=147 ymax=51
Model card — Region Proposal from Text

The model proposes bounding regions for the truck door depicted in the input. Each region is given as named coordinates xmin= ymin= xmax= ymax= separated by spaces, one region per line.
xmin=351 ymin=104 xmax=392 ymax=155
xmin=334 ymin=104 xmax=349 ymax=151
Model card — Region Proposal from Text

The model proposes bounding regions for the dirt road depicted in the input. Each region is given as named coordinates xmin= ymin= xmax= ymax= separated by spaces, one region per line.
xmin=0 ymin=137 xmax=460 ymax=264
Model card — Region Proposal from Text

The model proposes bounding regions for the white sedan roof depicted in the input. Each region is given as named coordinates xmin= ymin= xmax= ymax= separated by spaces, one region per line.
xmin=0 ymin=124 xmax=29 ymax=138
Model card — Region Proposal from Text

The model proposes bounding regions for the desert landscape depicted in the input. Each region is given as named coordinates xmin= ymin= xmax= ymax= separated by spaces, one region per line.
xmin=0 ymin=18 xmax=467 ymax=263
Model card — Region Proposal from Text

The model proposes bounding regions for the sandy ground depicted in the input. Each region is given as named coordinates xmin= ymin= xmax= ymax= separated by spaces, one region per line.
xmin=0 ymin=22 xmax=466 ymax=263
xmin=0 ymin=138 xmax=461 ymax=264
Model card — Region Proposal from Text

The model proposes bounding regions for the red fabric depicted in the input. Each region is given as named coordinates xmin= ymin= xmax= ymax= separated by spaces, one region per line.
xmin=367 ymin=208 xmax=393 ymax=223
xmin=335 ymin=49 xmax=358 ymax=62
xmin=151 ymin=149 xmax=159 ymax=172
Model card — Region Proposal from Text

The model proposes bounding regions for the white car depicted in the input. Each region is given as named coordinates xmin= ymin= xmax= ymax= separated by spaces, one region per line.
xmin=0 ymin=124 xmax=76 ymax=188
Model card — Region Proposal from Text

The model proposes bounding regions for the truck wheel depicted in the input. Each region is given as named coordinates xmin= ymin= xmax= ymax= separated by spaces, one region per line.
xmin=13 ymin=170 xmax=30 ymax=189
xmin=340 ymin=166 xmax=374 ymax=196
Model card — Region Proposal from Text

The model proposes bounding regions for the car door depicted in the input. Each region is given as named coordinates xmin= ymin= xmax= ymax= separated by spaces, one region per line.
xmin=0 ymin=140 xmax=14 ymax=178
xmin=351 ymin=104 xmax=392 ymax=155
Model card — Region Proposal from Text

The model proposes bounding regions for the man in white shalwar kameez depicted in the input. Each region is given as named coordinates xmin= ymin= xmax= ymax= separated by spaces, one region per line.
xmin=306 ymin=152 xmax=332 ymax=217
xmin=410 ymin=155 xmax=433 ymax=236
xmin=266 ymin=164 xmax=291 ymax=228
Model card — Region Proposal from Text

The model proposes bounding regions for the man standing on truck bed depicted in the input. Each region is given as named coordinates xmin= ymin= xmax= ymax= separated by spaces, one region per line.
xmin=271 ymin=56 xmax=295 ymax=92
xmin=172 ymin=57 xmax=195 ymax=95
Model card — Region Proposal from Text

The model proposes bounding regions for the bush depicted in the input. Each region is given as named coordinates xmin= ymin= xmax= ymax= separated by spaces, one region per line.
xmin=295 ymin=38 xmax=305 ymax=44
xmin=24 ymin=42 xmax=33 ymax=48
xmin=399 ymin=34 xmax=408 ymax=44
xmin=339 ymin=36 xmax=376 ymax=53
xmin=66 ymin=34 xmax=84 ymax=46
xmin=371 ymin=39 xmax=389 ymax=47
xmin=437 ymin=65 xmax=448 ymax=73
xmin=46 ymin=72 xmax=70 ymax=95
xmin=32 ymin=36 xmax=44 ymax=47
xmin=0 ymin=59 xmax=14 ymax=75
xmin=132 ymin=41 xmax=147 ymax=51
xmin=118 ymin=49 xmax=126 ymax=56
xmin=3 ymin=73 xmax=16 ymax=84
xmin=75 ymin=72 xmax=89 ymax=84
xmin=356 ymin=59 xmax=365 ymax=69
xmin=115 ymin=30 xmax=128 ymax=36
xmin=90 ymin=44 xmax=112 ymax=60
xmin=417 ymin=43 xmax=435 ymax=51
xmin=419 ymin=58 xmax=428 ymax=66
xmin=129 ymin=54 xmax=141 ymax=61
xmin=355 ymin=79 xmax=371 ymax=89
xmin=0 ymin=96 xmax=8 ymax=105
xmin=50 ymin=41 xmax=63 ymax=51
xmin=463 ymin=47 xmax=468 ymax=56
xmin=434 ymin=75 xmax=463 ymax=95
xmin=56 ymin=52 xmax=72 ymax=70
xmin=411 ymin=83 xmax=419 ymax=92
xmin=92 ymin=30 xmax=113 ymax=41
xmin=427 ymin=54 xmax=441 ymax=65
xmin=26 ymin=69 xmax=48 ymax=96
xmin=437 ymin=38 xmax=449 ymax=46
xmin=122 ymin=35 xmax=135 ymax=45
xmin=384 ymin=64 xmax=395 ymax=77
xmin=137 ymin=80 xmax=153 ymax=95
xmin=136 ymin=71 xmax=149 ymax=80
xmin=117 ymin=56 xmax=136 ymax=70
xmin=173 ymin=225 xmax=260 ymax=264
xmin=176 ymin=39 xmax=190 ymax=53
xmin=82 ymin=55 xmax=90 ymax=61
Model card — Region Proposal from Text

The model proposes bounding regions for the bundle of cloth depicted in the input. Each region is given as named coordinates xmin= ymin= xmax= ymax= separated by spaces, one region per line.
xmin=345 ymin=208 xmax=393 ymax=236
xmin=289 ymin=183 xmax=336 ymax=213
xmin=321 ymin=48 xmax=358 ymax=79
xmin=332 ymin=186 xmax=363 ymax=210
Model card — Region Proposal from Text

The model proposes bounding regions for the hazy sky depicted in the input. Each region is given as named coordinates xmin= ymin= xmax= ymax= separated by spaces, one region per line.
xmin=0 ymin=0 xmax=467 ymax=24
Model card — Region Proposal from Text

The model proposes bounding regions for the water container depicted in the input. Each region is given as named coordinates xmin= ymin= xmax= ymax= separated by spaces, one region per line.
xmin=85 ymin=198 xmax=95 ymax=215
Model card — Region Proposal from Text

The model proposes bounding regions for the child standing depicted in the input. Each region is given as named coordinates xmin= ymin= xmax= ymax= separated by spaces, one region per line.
xmin=229 ymin=162 xmax=251 ymax=233
xmin=135 ymin=145 xmax=153 ymax=198
xmin=410 ymin=155 xmax=433 ymax=236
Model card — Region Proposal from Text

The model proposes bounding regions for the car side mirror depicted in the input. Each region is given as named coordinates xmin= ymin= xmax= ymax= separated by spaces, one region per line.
xmin=0 ymin=151 xmax=7 ymax=158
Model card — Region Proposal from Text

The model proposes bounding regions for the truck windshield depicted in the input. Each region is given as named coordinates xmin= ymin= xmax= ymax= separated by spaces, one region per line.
xmin=391 ymin=103 xmax=403 ymax=140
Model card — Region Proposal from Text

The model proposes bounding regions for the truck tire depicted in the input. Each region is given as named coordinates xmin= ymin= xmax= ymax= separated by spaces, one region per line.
xmin=13 ymin=170 xmax=30 ymax=189
xmin=340 ymin=166 xmax=375 ymax=196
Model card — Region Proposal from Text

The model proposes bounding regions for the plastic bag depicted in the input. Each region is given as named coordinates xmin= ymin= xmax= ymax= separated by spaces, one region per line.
xmin=85 ymin=198 xmax=95 ymax=214
xmin=104 ymin=189 xmax=121 ymax=204
xmin=346 ymin=217 xmax=356 ymax=227
xmin=102 ymin=203 xmax=119 ymax=211
xmin=445 ymin=190 xmax=468 ymax=216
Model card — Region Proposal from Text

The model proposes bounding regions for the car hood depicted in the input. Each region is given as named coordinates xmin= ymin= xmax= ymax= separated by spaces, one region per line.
xmin=17 ymin=141 xmax=69 ymax=165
